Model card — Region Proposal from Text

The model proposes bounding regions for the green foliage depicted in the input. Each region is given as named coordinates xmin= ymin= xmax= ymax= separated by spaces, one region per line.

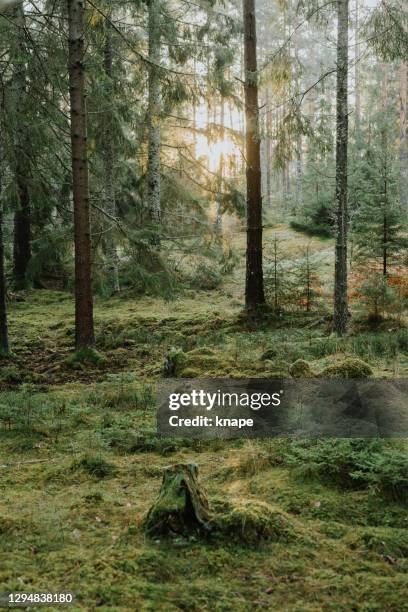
xmin=286 ymin=439 xmax=408 ymax=502
xmin=357 ymin=274 xmax=399 ymax=321
xmin=66 ymin=348 xmax=106 ymax=368
xmin=365 ymin=0 xmax=408 ymax=61
xmin=71 ymin=454 xmax=117 ymax=479
xmin=187 ymin=262 xmax=223 ymax=291
xmin=290 ymin=219 xmax=332 ymax=239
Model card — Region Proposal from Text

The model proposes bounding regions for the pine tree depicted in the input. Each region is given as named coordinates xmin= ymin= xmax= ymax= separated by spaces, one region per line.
xmin=10 ymin=5 xmax=31 ymax=289
xmin=243 ymin=0 xmax=265 ymax=309
xmin=333 ymin=0 xmax=349 ymax=335
xmin=0 ymin=123 xmax=8 ymax=354
xmin=67 ymin=0 xmax=94 ymax=349
xmin=147 ymin=0 xmax=162 ymax=240
xmin=102 ymin=17 xmax=120 ymax=294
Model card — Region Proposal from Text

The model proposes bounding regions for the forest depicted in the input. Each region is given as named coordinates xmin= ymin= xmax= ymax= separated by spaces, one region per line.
xmin=0 ymin=0 xmax=407 ymax=609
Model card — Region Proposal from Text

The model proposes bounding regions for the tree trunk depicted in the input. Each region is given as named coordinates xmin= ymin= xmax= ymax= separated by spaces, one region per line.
xmin=0 ymin=208 xmax=8 ymax=355
xmin=381 ymin=64 xmax=388 ymax=277
xmin=147 ymin=0 xmax=161 ymax=238
xmin=0 ymin=124 xmax=8 ymax=354
xmin=216 ymin=98 xmax=225 ymax=235
xmin=295 ymin=134 xmax=302 ymax=210
xmin=11 ymin=5 xmax=31 ymax=290
xmin=265 ymin=88 xmax=272 ymax=210
xmin=333 ymin=0 xmax=349 ymax=336
xmin=243 ymin=0 xmax=265 ymax=309
xmin=67 ymin=0 xmax=94 ymax=349
xmin=399 ymin=62 xmax=407 ymax=209
xmin=103 ymin=19 xmax=120 ymax=294
xmin=354 ymin=0 xmax=361 ymax=130
xmin=383 ymin=211 xmax=387 ymax=276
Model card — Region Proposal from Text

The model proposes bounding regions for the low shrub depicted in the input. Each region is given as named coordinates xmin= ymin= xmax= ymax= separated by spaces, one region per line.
xmin=71 ymin=454 xmax=117 ymax=479
xmin=286 ymin=439 xmax=408 ymax=502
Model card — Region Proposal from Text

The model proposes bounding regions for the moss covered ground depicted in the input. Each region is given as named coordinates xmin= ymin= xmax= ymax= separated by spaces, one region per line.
xmin=1 ymin=226 xmax=408 ymax=610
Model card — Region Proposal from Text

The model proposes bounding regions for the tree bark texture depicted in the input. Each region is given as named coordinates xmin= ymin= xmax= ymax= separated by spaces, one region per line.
xmin=0 ymin=124 xmax=8 ymax=354
xmin=333 ymin=0 xmax=349 ymax=335
xmin=11 ymin=5 xmax=31 ymax=289
xmin=147 ymin=0 xmax=162 ymax=234
xmin=103 ymin=19 xmax=120 ymax=294
xmin=243 ymin=0 xmax=265 ymax=309
xmin=67 ymin=0 xmax=94 ymax=348
xmin=399 ymin=62 xmax=407 ymax=209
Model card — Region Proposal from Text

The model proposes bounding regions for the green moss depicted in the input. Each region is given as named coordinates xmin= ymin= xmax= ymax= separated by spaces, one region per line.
xmin=344 ymin=527 xmax=408 ymax=558
xmin=319 ymin=357 xmax=373 ymax=378
xmin=66 ymin=348 xmax=107 ymax=368
xmin=0 ymin=366 xmax=21 ymax=384
xmin=289 ymin=359 xmax=313 ymax=378
xmin=212 ymin=499 xmax=296 ymax=545
xmin=178 ymin=367 xmax=202 ymax=378
xmin=144 ymin=463 xmax=212 ymax=537
xmin=187 ymin=347 xmax=216 ymax=357
xmin=71 ymin=454 xmax=117 ymax=479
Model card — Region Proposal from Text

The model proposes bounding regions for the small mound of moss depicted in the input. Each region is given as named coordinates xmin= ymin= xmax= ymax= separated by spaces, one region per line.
xmin=0 ymin=365 xmax=21 ymax=384
xmin=344 ymin=527 xmax=408 ymax=558
xmin=289 ymin=359 xmax=313 ymax=378
xmin=66 ymin=348 xmax=106 ymax=368
xmin=165 ymin=346 xmax=230 ymax=378
xmin=261 ymin=347 xmax=280 ymax=361
xmin=187 ymin=347 xmax=216 ymax=357
xmin=178 ymin=367 xmax=202 ymax=379
xmin=319 ymin=358 xmax=373 ymax=379
xmin=71 ymin=454 xmax=117 ymax=479
xmin=213 ymin=499 xmax=295 ymax=545
xmin=163 ymin=348 xmax=187 ymax=377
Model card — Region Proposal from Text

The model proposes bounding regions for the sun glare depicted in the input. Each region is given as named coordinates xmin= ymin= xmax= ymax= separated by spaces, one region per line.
xmin=194 ymin=103 xmax=242 ymax=174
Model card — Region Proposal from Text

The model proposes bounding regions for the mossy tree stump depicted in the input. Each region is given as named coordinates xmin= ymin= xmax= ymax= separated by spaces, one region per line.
xmin=144 ymin=463 xmax=212 ymax=536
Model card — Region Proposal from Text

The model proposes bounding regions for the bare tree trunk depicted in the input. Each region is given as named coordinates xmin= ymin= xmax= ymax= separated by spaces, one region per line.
xmin=399 ymin=62 xmax=407 ymax=209
xmin=67 ymin=0 xmax=94 ymax=349
xmin=333 ymin=0 xmax=349 ymax=336
xmin=243 ymin=0 xmax=265 ymax=309
xmin=265 ymin=88 xmax=272 ymax=210
xmin=147 ymin=0 xmax=161 ymax=238
xmin=216 ymin=98 xmax=225 ymax=234
xmin=295 ymin=134 xmax=302 ymax=210
xmin=381 ymin=64 xmax=389 ymax=276
xmin=0 ymin=124 xmax=8 ymax=354
xmin=354 ymin=0 xmax=361 ymax=130
xmin=0 ymin=207 xmax=8 ymax=354
xmin=11 ymin=5 xmax=31 ymax=290
xmin=103 ymin=18 xmax=120 ymax=294
xmin=293 ymin=16 xmax=302 ymax=211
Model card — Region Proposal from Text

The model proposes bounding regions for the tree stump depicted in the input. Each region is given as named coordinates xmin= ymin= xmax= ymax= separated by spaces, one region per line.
xmin=144 ymin=463 xmax=212 ymax=536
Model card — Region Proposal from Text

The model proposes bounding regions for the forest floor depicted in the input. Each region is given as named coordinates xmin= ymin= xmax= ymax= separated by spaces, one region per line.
xmin=1 ymin=225 xmax=408 ymax=610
